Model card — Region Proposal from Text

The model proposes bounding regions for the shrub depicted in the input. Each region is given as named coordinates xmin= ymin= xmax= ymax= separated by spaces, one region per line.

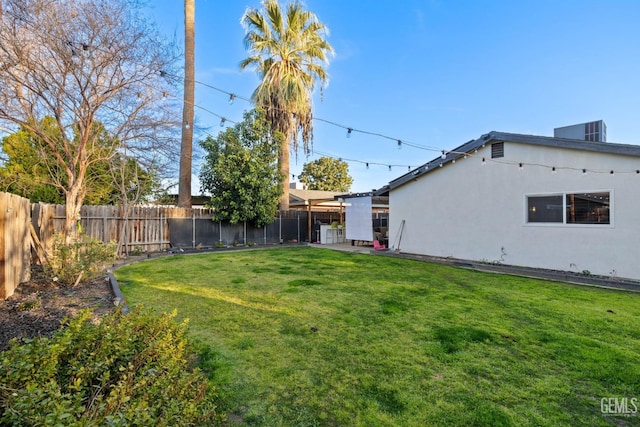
xmin=0 ymin=308 xmax=222 ymax=426
xmin=47 ymin=233 xmax=117 ymax=285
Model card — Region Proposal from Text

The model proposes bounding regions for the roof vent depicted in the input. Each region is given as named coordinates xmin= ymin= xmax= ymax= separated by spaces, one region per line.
xmin=554 ymin=120 xmax=607 ymax=142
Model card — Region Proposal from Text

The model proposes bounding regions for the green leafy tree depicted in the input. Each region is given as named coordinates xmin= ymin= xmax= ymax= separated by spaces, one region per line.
xmin=199 ymin=109 xmax=283 ymax=227
xmin=240 ymin=0 xmax=334 ymax=210
xmin=0 ymin=118 xmax=65 ymax=204
xmin=0 ymin=119 xmax=159 ymax=205
xmin=298 ymin=157 xmax=353 ymax=192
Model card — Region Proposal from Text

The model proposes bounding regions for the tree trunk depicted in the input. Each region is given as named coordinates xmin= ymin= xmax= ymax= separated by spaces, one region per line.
xmin=279 ymin=135 xmax=290 ymax=211
xmin=63 ymin=181 xmax=84 ymax=244
xmin=178 ymin=0 xmax=195 ymax=208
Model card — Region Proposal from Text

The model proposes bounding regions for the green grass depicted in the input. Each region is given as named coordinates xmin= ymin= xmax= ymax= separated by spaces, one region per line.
xmin=115 ymin=247 xmax=640 ymax=426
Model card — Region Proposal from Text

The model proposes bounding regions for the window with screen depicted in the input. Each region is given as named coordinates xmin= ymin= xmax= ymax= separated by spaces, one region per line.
xmin=527 ymin=192 xmax=611 ymax=225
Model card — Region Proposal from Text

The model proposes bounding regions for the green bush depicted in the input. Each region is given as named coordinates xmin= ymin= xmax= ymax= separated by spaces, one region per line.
xmin=47 ymin=233 xmax=117 ymax=285
xmin=0 ymin=308 xmax=222 ymax=426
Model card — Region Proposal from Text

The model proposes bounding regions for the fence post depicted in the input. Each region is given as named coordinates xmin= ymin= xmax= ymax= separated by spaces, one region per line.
xmin=297 ymin=212 xmax=300 ymax=243
xmin=263 ymin=225 xmax=267 ymax=245
xmin=160 ymin=213 xmax=164 ymax=251
xmin=243 ymin=221 xmax=247 ymax=245
xmin=192 ymin=211 xmax=196 ymax=248
xmin=279 ymin=212 xmax=282 ymax=244
xmin=219 ymin=221 xmax=222 ymax=245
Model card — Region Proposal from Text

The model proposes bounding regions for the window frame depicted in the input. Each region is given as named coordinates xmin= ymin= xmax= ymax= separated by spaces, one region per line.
xmin=524 ymin=190 xmax=613 ymax=227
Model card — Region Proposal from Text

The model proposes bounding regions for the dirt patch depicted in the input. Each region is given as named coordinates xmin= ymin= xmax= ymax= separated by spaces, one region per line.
xmin=0 ymin=269 xmax=116 ymax=352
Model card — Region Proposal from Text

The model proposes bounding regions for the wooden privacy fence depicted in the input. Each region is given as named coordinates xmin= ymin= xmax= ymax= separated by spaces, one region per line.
xmin=1 ymin=193 xmax=31 ymax=299
xmin=31 ymin=204 xmax=346 ymax=256
xmin=32 ymin=204 xmax=215 ymax=255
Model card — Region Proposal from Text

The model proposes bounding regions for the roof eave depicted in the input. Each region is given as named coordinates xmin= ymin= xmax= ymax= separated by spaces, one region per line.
xmin=382 ymin=131 xmax=640 ymax=193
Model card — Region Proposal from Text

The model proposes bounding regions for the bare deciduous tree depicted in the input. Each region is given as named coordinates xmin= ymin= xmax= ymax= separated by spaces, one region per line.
xmin=0 ymin=0 xmax=179 ymax=241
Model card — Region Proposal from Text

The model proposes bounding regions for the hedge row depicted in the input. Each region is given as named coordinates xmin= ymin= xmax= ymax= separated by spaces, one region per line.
xmin=0 ymin=308 xmax=222 ymax=426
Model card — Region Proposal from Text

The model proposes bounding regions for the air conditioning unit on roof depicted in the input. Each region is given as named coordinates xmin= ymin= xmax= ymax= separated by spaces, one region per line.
xmin=554 ymin=120 xmax=607 ymax=142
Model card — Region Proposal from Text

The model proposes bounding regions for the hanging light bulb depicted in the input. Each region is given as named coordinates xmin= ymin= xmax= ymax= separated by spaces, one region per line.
xmin=184 ymin=121 xmax=190 ymax=129
xmin=407 ymin=166 xmax=410 ymax=171
xmin=388 ymin=165 xmax=392 ymax=171
xmin=582 ymin=169 xmax=587 ymax=174
xmin=610 ymin=170 xmax=614 ymax=175
xmin=439 ymin=163 xmax=443 ymax=168
xmin=397 ymin=140 xmax=402 ymax=150
xmin=551 ymin=167 xmax=556 ymax=174
xmin=481 ymin=157 xmax=486 ymax=166
xmin=519 ymin=163 xmax=523 ymax=171
xmin=452 ymin=159 xmax=456 ymax=164
xmin=346 ymin=128 xmax=352 ymax=138
xmin=366 ymin=163 xmax=369 ymax=169
xmin=228 ymin=93 xmax=236 ymax=105
xmin=441 ymin=150 xmax=447 ymax=159
xmin=220 ymin=118 xmax=226 ymax=127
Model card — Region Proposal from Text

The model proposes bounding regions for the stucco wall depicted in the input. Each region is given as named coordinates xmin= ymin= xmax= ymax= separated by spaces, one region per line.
xmin=389 ymin=142 xmax=640 ymax=280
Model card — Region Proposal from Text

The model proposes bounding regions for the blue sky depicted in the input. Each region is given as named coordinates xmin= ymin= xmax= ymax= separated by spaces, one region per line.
xmin=146 ymin=0 xmax=640 ymax=193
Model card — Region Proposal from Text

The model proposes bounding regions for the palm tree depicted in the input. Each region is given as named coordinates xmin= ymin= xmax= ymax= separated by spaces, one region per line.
xmin=240 ymin=0 xmax=333 ymax=210
xmin=178 ymin=0 xmax=195 ymax=208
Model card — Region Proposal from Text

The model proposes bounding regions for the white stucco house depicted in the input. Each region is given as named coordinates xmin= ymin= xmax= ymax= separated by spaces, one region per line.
xmin=381 ymin=122 xmax=640 ymax=280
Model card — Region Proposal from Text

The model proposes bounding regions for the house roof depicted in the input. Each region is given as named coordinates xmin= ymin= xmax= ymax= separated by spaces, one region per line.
xmin=288 ymin=188 xmax=345 ymax=205
xmin=164 ymin=190 xmax=346 ymax=208
xmin=381 ymin=131 xmax=640 ymax=194
xmin=288 ymin=189 xmax=389 ymax=212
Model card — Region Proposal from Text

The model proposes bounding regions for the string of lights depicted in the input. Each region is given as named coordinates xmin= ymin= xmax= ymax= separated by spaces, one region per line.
xmin=306 ymin=149 xmax=416 ymax=174
xmin=189 ymin=77 xmax=454 ymax=154
xmin=154 ymin=84 xmax=433 ymax=172
xmin=5 ymin=10 xmax=638 ymax=178
xmin=487 ymin=157 xmax=640 ymax=175
xmin=164 ymin=86 xmax=640 ymax=177
xmin=4 ymin=13 xmax=489 ymax=166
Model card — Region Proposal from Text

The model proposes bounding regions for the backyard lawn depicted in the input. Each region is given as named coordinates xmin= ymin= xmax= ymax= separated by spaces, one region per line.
xmin=115 ymin=247 xmax=640 ymax=426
